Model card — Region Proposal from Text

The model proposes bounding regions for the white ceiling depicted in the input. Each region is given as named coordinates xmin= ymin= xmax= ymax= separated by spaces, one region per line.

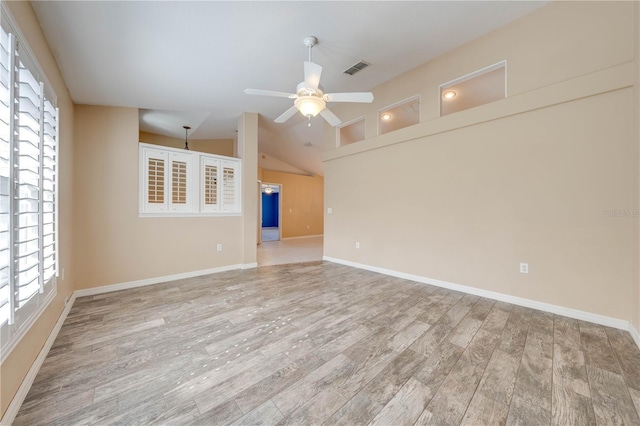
xmin=32 ymin=1 xmax=546 ymax=175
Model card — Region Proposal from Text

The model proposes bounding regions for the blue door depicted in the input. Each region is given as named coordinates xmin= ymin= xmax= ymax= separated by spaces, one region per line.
xmin=262 ymin=192 xmax=279 ymax=227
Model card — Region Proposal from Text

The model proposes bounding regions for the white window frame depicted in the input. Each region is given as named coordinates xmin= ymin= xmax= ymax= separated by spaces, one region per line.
xmin=1 ymin=4 xmax=59 ymax=363
xmin=139 ymin=143 xmax=242 ymax=217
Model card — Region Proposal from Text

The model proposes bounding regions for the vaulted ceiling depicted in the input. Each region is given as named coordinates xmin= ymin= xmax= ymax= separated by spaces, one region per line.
xmin=32 ymin=1 xmax=546 ymax=175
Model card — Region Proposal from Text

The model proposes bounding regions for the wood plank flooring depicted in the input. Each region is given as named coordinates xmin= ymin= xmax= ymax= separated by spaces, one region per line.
xmin=13 ymin=261 xmax=640 ymax=425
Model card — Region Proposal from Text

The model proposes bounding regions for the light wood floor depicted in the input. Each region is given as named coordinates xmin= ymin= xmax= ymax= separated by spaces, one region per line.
xmin=257 ymin=236 xmax=323 ymax=266
xmin=14 ymin=261 xmax=640 ymax=425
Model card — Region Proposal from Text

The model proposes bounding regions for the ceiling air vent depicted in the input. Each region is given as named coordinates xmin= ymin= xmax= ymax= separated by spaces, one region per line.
xmin=343 ymin=61 xmax=370 ymax=76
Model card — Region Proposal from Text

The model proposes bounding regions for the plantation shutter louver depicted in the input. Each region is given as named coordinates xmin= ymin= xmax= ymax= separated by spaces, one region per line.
xmin=171 ymin=161 xmax=187 ymax=204
xmin=41 ymin=98 xmax=56 ymax=282
xmin=0 ymin=26 xmax=11 ymax=325
xmin=1 ymin=5 xmax=59 ymax=361
xmin=15 ymin=52 xmax=42 ymax=308
xmin=200 ymin=156 xmax=220 ymax=212
xmin=168 ymin=152 xmax=193 ymax=212
xmin=221 ymin=160 xmax=240 ymax=212
xmin=147 ymin=157 xmax=165 ymax=204
xmin=204 ymin=165 xmax=218 ymax=205
xmin=142 ymin=147 xmax=168 ymax=213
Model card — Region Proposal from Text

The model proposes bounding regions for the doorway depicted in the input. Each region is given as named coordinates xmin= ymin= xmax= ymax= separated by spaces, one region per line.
xmin=261 ymin=183 xmax=281 ymax=242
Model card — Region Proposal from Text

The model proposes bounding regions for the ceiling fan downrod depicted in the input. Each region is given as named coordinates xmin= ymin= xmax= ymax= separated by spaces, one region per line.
xmin=304 ymin=36 xmax=317 ymax=63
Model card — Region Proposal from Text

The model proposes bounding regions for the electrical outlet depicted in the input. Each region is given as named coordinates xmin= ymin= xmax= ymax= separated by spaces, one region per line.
xmin=355 ymin=242 xmax=360 ymax=249
xmin=520 ymin=263 xmax=529 ymax=274
xmin=327 ymin=208 xmax=333 ymax=214
xmin=61 ymin=268 xmax=65 ymax=281
xmin=217 ymin=244 xmax=223 ymax=252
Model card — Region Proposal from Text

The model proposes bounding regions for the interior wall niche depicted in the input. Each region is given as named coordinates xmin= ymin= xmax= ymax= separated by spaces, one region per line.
xmin=337 ymin=117 xmax=366 ymax=147
xmin=440 ymin=61 xmax=506 ymax=117
xmin=378 ymin=95 xmax=421 ymax=135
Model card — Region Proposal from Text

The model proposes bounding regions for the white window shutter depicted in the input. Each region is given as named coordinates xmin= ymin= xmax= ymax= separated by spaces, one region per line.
xmin=139 ymin=143 xmax=242 ymax=216
xmin=201 ymin=156 xmax=220 ymax=212
xmin=140 ymin=147 xmax=168 ymax=213
xmin=221 ymin=160 xmax=241 ymax=212
xmin=15 ymin=56 xmax=42 ymax=309
xmin=0 ymin=26 xmax=11 ymax=326
xmin=1 ymin=6 xmax=59 ymax=361
xmin=168 ymin=152 xmax=195 ymax=212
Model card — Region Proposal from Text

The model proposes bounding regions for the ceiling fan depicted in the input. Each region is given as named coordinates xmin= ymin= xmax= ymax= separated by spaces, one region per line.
xmin=244 ymin=36 xmax=374 ymax=127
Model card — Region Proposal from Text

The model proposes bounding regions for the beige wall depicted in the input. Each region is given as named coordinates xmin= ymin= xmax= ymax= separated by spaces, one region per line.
xmin=634 ymin=1 xmax=640 ymax=333
xmin=261 ymin=169 xmax=324 ymax=238
xmin=1 ymin=1 xmax=75 ymax=418
xmin=139 ymin=131 xmax=235 ymax=157
xmin=238 ymin=113 xmax=258 ymax=265
xmin=324 ymin=1 xmax=639 ymax=325
xmin=73 ymin=106 xmax=246 ymax=289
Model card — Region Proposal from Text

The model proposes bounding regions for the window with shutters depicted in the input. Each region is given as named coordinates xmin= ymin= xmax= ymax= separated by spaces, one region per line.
xmin=221 ymin=160 xmax=240 ymax=212
xmin=139 ymin=143 xmax=241 ymax=216
xmin=1 ymin=7 xmax=59 ymax=361
xmin=201 ymin=157 xmax=219 ymax=212
xmin=147 ymin=157 xmax=165 ymax=204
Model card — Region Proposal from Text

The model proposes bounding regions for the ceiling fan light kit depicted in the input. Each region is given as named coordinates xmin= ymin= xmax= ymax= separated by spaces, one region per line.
xmin=244 ymin=36 xmax=374 ymax=127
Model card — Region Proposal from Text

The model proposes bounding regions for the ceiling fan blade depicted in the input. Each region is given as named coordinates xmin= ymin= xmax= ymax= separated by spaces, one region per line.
xmin=324 ymin=92 xmax=374 ymax=103
xmin=304 ymin=61 xmax=322 ymax=91
xmin=274 ymin=106 xmax=299 ymax=123
xmin=244 ymin=88 xmax=296 ymax=99
xmin=319 ymin=108 xmax=341 ymax=127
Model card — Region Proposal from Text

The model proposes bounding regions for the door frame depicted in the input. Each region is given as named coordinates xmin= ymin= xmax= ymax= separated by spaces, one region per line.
xmin=260 ymin=182 xmax=282 ymax=241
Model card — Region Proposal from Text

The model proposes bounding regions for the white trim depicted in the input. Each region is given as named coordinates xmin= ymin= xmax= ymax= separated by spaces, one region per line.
xmin=139 ymin=212 xmax=242 ymax=218
xmin=138 ymin=142 xmax=238 ymax=160
xmin=242 ymin=263 xmax=258 ymax=269
xmin=1 ymin=287 xmax=57 ymax=364
xmin=440 ymin=60 xmax=507 ymax=90
xmin=629 ymin=323 xmax=640 ymax=350
xmin=323 ymin=256 xmax=630 ymax=331
xmin=0 ymin=291 xmax=75 ymax=426
xmin=282 ymin=234 xmax=323 ymax=240
xmin=74 ymin=265 xmax=244 ymax=298
xmin=438 ymin=60 xmax=507 ymax=117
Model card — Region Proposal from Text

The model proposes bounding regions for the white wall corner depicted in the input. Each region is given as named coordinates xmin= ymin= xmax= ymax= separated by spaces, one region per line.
xmin=1 ymin=292 xmax=76 ymax=425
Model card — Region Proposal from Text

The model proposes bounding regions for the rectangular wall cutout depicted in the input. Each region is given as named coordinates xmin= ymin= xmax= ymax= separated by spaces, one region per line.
xmin=378 ymin=95 xmax=420 ymax=135
xmin=440 ymin=61 xmax=506 ymax=117
xmin=337 ymin=117 xmax=365 ymax=147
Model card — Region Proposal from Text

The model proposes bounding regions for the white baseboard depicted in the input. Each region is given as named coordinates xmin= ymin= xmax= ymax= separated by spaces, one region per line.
xmin=281 ymin=234 xmax=323 ymax=240
xmin=323 ymin=256 xmax=631 ymax=332
xmin=242 ymin=263 xmax=258 ymax=269
xmin=629 ymin=323 xmax=640 ymax=349
xmin=1 ymin=292 xmax=76 ymax=425
xmin=74 ymin=264 xmax=245 ymax=298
